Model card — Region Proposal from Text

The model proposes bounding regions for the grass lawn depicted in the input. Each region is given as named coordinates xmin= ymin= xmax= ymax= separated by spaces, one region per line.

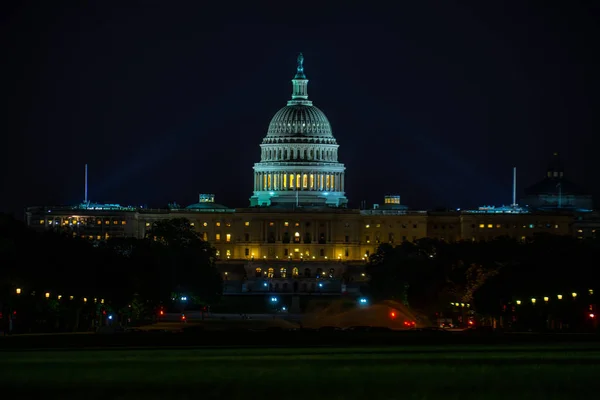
xmin=1 ymin=345 xmax=599 ymax=399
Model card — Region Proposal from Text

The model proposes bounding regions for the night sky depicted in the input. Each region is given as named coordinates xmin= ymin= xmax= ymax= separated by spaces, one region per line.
xmin=3 ymin=1 xmax=598 ymax=216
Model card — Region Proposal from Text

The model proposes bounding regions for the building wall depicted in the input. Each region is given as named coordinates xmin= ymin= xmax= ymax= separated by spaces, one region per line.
xmin=25 ymin=206 xmax=588 ymax=261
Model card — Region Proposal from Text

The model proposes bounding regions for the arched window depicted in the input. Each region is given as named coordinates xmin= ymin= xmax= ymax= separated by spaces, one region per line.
xmin=304 ymin=268 xmax=311 ymax=277
xmin=292 ymin=267 xmax=299 ymax=277
xmin=294 ymin=232 xmax=301 ymax=243
xmin=267 ymin=268 xmax=274 ymax=278
xmin=280 ymin=268 xmax=287 ymax=278
xmin=329 ymin=268 xmax=335 ymax=278
xmin=316 ymin=268 xmax=323 ymax=277
xmin=255 ymin=268 xmax=262 ymax=278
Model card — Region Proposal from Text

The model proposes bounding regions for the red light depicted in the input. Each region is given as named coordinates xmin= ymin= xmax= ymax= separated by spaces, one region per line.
xmin=13 ymin=311 xmax=17 ymax=315
xmin=181 ymin=314 xmax=186 ymax=320
xmin=590 ymin=313 xmax=595 ymax=319
xmin=468 ymin=320 xmax=474 ymax=325
xmin=390 ymin=311 xmax=396 ymax=319
xmin=159 ymin=310 xmax=164 ymax=316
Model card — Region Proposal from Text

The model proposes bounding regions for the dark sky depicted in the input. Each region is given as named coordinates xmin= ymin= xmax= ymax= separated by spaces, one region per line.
xmin=2 ymin=1 xmax=598 ymax=216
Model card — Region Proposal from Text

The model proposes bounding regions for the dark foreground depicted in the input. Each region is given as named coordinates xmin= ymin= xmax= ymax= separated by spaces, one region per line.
xmin=2 ymin=330 xmax=600 ymax=400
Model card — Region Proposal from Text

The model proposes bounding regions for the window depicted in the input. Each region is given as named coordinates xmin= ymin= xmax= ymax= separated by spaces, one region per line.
xmin=318 ymin=233 xmax=326 ymax=244
xmin=145 ymin=222 xmax=150 ymax=227
xmin=226 ymin=249 xmax=231 ymax=257
xmin=365 ymin=224 xmax=370 ymax=228
xmin=216 ymin=222 xmax=221 ymax=227
xmin=388 ymin=233 xmax=394 ymax=243
xmin=245 ymin=248 xmax=249 ymax=256
xmin=329 ymin=268 xmax=334 ymax=278
xmin=304 ymin=233 xmax=312 ymax=243
xmin=345 ymin=248 xmax=349 ymax=257
xmin=496 ymin=224 xmax=501 ymax=228
xmin=487 ymin=224 xmax=493 ymax=229
xmin=244 ymin=221 xmax=250 ymax=226
xmin=201 ymin=232 xmax=208 ymax=241
xmin=216 ymin=233 xmax=221 ymax=241
xmin=203 ymin=222 xmax=208 ymax=227
xmin=280 ymin=268 xmax=287 ymax=278
xmin=316 ymin=268 xmax=323 ymax=276
xmin=292 ymin=267 xmax=299 ymax=277
xmin=226 ymin=222 xmax=231 ymax=227
xmin=479 ymin=224 xmax=485 ymax=228
xmin=244 ymin=233 xmax=250 ymax=241
xmin=121 ymin=220 xmax=126 ymax=225
xmin=295 ymin=222 xmax=300 ymax=227
xmin=226 ymin=234 xmax=231 ymax=242
xmin=365 ymin=235 xmax=370 ymax=243
xmin=267 ymin=268 xmax=274 ymax=278
xmin=282 ymin=232 xmax=290 ymax=243
xmin=345 ymin=235 xmax=350 ymax=242
xmin=269 ymin=222 xmax=274 ymax=226
xmin=304 ymin=268 xmax=311 ymax=277
xmin=294 ymin=232 xmax=301 ymax=243
xmin=284 ymin=221 xmax=289 ymax=227
xmin=255 ymin=268 xmax=262 ymax=278
xmin=320 ymin=249 xmax=325 ymax=257
xmin=284 ymin=249 xmax=289 ymax=256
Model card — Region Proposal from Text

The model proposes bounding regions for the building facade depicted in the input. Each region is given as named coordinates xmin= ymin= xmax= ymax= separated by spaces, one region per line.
xmin=24 ymin=55 xmax=596 ymax=296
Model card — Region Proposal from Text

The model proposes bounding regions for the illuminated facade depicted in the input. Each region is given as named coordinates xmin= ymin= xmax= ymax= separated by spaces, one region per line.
xmin=250 ymin=53 xmax=347 ymax=208
xmin=24 ymin=55 xmax=596 ymax=297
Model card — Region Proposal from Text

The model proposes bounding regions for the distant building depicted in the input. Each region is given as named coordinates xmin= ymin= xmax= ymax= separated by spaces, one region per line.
xmin=521 ymin=152 xmax=593 ymax=212
xmin=24 ymin=55 xmax=596 ymax=297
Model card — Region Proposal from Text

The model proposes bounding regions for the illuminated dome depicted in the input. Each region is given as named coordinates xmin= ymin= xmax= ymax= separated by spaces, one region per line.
xmin=250 ymin=54 xmax=347 ymax=208
xmin=267 ymin=105 xmax=333 ymax=138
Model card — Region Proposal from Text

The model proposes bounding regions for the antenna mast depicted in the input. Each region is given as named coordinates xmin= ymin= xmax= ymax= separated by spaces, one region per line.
xmin=512 ymin=166 xmax=517 ymax=207
xmin=84 ymin=164 xmax=88 ymax=204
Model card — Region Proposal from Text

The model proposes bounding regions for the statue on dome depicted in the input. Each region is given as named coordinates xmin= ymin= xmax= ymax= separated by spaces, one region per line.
xmin=297 ymin=53 xmax=304 ymax=73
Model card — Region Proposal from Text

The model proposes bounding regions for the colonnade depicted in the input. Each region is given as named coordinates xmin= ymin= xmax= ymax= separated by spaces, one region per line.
xmin=254 ymin=171 xmax=344 ymax=192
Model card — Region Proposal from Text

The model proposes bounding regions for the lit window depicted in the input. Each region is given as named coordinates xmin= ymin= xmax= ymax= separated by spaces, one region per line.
xmin=216 ymin=233 xmax=221 ymax=241
xmin=226 ymin=249 xmax=231 ymax=256
xmin=577 ymin=229 xmax=583 ymax=233
xmin=245 ymin=221 xmax=250 ymax=226
xmin=216 ymin=222 xmax=221 ymax=227
xmin=105 ymin=220 xmax=109 ymax=225
xmin=39 ymin=219 xmax=44 ymax=224
xmin=284 ymin=221 xmax=289 ymax=226
xmin=295 ymin=222 xmax=300 ymax=227
xmin=145 ymin=222 xmax=150 ymax=227
xmin=487 ymin=224 xmax=493 ymax=229
xmin=294 ymin=232 xmax=300 ymax=237
xmin=113 ymin=220 xmax=118 ymax=225
xmin=280 ymin=268 xmax=287 ymax=278
xmin=203 ymin=222 xmax=207 ymax=227
xmin=215 ymin=250 xmax=220 ymax=257
xmin=496 ymin=224 xmax=501 ymax=228
xmin=121 ymin=220 xmax=126 ymax=225
xmin=555 ymin=224 xmax=559 ymax=229
xmin=226 ymin=223 xmax=231 ymax=227
xmin=267 ymin=268 xmax=274 ymax=278
xmin=226 ymin=233 xmax=231 ymax=242
xmin=365 ymin=224 xmax=370 ymax=228
xmin=190 ymin=222 xmax=195 ymax=227
xmin=269 ymin=222 xmax=274 ymax=226
xmin=97 ymin=220 xmax=102 ymax=225
xmin=478 ymin=224 xmax=484 ymax=228
xmin=376 ymin=224 xmax=381 ymax=228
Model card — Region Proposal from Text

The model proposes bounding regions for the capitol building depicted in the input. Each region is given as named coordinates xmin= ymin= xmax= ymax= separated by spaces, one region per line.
xmin=25 ymin=54 xmax=597 ymax=297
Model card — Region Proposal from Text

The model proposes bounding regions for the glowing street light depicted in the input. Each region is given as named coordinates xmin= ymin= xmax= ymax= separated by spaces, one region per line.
xmin=572 ymin=292 xmax=578 ymax=298
xmin=16 ymin=288 xmax=21 ymax=295
xmin=45 ymin=292 xmax=50 ymax=298
xmin=531 ymin=298 xmax=536 ymax=304
xmin=557 ymin=294 xmax=563 ymax=300
xmin=516 ymin=300 xmax=521 ymax=305
xmin=544 ymin=297 xmax=549 ymax=302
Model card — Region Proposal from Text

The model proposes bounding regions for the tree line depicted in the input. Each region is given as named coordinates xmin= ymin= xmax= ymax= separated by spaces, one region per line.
xmin=0 ymin=214 xmax=221 ymax=333
xmin=365 ymin=234 xmax=600 ymax=329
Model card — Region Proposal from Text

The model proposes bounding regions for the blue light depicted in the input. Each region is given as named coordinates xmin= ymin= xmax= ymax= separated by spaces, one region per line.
xmin=282 ymin=306 xmax=287 ymax=311
xmin=263 ymin=282 xmax=268 ymax=287
xmin=181 ymin=296 xmax=187 ymax=301
xmin=323 ymin=192 xmax=329 ymax=196
xmin=318 ymin=282 xmax=323 ymax=288
xmin=270 ymin=297 xmax=278 ymax=303
xmin=108 ymin=315 xmax=113 ymax=320
xmin=359 ymin=298 xmax=368 ymax=305
xmin=269 ymin=191 xmax=275 ymax=196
